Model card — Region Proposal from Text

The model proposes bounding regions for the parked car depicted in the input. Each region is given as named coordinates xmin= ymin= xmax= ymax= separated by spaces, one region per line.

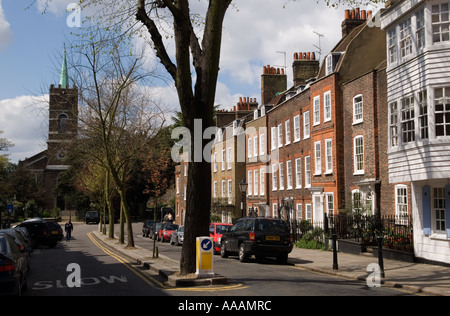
xmin=17 ymin=219 xmax=62 ymax=248
xmin=0 ymin=232 xmax=29 ymax=295
xmin=142 ymin=220 xmax=155 ymax=237
xmin=170 ymin=225 xmax=184 ymax=246
xmin=149 ymin=222 xmax=162 ymax=240
xmin=220 ymin=217 xmax=293 ymax=264
xmin=158 ymin=223 xmax=179 ymax=242
xmin=0 ymin=229 xmax=32 ymax=262
xmin=85 ymin=211 xmax=100 ymax=224
xmin=209 ymin=223 xmax=233 ymax=254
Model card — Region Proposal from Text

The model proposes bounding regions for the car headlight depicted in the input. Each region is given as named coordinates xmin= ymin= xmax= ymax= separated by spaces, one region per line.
xmin=218 ymin=237 xmax=221 ymax=244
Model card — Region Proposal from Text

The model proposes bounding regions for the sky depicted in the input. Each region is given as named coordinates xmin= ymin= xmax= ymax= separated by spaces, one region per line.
xmin=0 ymin=0 xmax=384 ymax=164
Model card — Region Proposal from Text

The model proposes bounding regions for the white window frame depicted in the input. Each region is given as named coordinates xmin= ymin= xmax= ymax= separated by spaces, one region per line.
xmin=305 ymin=204 xmax=312 ymax=222
xmin=286 ymin=160 xmax=293 ymax=190
xmin=293 ymin=115 xmax=300 ymax=142
xmin=278 ymin=124 xmax=283 ymax=148
xmin=432 ymin=187 xmax=446 ymax=233
xmin=295 ymin=158 xmax=302 ymax=189
xmin=399 ymin=17 xmax=412 ymax=58
xmin=221 ymin=180 xmax=226 ymax=198
xmin=353 ymin=94 xmax=363 ymax=124
xmin=324 ymin=91 xmax=331 ymax=122
xmin=260 ymin=167 xmax=265 ymax=196
xmin=303 ymin=111 xmax=310 ymax=139
xmin=432 ymin=3 xmax=450 ymax=43
xmin=313 ymin=96 xmax=321 ymax=126
xmin=314 ymin=141 xmax=321 ymax=175
xmin=248 ymin=136 xmax=253 ymax=158
xmin=325 ymin=192 xmax=334 ymax=216
xmin=305 ymin=156 xmax=311 ymax=188
xmin=254 ymin=169 xmax=258 ymax=196
xmin=296 ymin=204 xmax=302 ymax=222
xmin=279 ymin=162 xmax=285 ymax=190
xmin=353 ymin=135 xmax=364 ymax=175
xmin=213 ymin=181 xmax=217 ymax=198
xmin=325 ymin=138 xmax=333 ymax=174
xmin=221 ymin=149 xmax=226 ymax=171
xmin=388 ymin=27 xmax=398 ymax=64
xmin=395 ymin=184 xmax=409 ymax=225
xmin=259 ymin=131 xmax=265 ymax=156
xmin=253 ymin=136 xmax=258 ymax=157
xmin=213 ymin=152 xmax=218 ymax=172
xmin=273 ymin=203 xmax=278 ymax=218
xmin=271 ymin=126 xmax=277 ymax=151
xmin=227 ymin=179 xmax=232 ymax=204
xmin=285 ymin=119 xmax=291 ymax=145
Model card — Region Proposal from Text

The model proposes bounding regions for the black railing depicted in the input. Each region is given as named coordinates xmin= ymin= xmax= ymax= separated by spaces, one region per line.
xmin=323 ymin=213 xmax=414 ymax=253
xmin=285 ymin=213 xmax=413 ymax=253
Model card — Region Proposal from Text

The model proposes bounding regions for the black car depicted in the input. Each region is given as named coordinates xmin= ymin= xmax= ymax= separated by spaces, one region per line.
xmin=220 ymin=217 xmax=293 ymax=264
xmin=17 ymin=219 xmax=62 ymax=249
xmin=85 ymin=211 xmax=100 ymax=224
xmin=0 ymin=232 xmax=29 ymax=295
xmin=142 ymin=220 xmax=155 ymax=237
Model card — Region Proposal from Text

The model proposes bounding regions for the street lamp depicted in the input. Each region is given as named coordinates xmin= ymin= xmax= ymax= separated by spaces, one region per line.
xmin=239 ymin=178 xmax=248 ymax=218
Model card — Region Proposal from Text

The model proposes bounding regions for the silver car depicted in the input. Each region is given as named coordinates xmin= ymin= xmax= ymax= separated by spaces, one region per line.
xmin=170 ymin=225 xmax=184 ymax=246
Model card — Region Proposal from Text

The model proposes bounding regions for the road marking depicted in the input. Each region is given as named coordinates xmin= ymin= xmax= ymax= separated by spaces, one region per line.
xmin=87 ymin=232 xmax=248 ymax=293
xmin=87 ymin=232 xmax=166 ymax=289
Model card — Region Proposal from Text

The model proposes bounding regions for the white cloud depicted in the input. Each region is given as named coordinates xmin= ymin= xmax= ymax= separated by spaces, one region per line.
xmin=35 ymin=0 xmax=74 ymax=16
xmin=0 ymin=95 xmax=49 ymax=163
xmin=0 ymin=0 xmax=13 ymax=52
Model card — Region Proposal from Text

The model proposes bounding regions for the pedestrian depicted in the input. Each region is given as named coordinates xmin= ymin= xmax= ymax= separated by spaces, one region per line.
xmin=65 ymin=219 xmax=73 ymax=241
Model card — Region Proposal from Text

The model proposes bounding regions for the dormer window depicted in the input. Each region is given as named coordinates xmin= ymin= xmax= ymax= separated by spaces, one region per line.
xmin=325 ymin=52 xmax=343 ymax=76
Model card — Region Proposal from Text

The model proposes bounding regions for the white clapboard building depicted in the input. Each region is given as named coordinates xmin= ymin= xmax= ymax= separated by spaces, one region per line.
xmin=381 ymin=0 xmax=450 ymax=264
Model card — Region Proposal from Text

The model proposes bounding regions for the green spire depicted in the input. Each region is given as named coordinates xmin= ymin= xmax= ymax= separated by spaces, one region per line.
xmin=59 ymin=46 xmax=69 ymax=88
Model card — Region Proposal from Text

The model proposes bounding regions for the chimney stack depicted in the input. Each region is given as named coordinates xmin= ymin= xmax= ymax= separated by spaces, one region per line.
xmin=341 ymin=8 xmax=368 ymax=37
xmin=292 ymin=51 xmax=319 ymax=87
xmin=261 ymin=65 xmax=287 ymax=105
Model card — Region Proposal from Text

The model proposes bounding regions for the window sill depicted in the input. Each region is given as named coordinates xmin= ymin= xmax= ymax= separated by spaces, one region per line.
xmin=429 ymin=233 xmax=450 ymax=241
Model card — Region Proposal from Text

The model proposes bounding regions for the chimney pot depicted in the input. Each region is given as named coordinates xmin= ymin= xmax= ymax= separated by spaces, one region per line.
xmin=361 ymin=10 xmax=367 ymax=20
xmin=294 ymin=52 xmax=298 ymax=60
xmin=345 ymin=9 xmax=350 ymax=20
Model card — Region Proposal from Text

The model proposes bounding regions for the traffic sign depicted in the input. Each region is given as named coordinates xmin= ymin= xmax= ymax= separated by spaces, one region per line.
xmin=6 ymin=204 xmax=13 ymax=215
xmin=196 ymin=236 xmax=214 ymax=278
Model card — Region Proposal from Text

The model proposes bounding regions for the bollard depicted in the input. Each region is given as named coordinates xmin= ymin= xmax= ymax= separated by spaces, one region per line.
xmin=377 ymin=236 xmax=385 ymax=279
xmin=332 ymin=234 xmax=338 ymax=270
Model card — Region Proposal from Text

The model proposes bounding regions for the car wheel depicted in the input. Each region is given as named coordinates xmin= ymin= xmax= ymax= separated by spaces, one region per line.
xmin=239 ymin=243 xmax=249 ymax=262
xmin=220 ymin=240 xmax=229 ymax=258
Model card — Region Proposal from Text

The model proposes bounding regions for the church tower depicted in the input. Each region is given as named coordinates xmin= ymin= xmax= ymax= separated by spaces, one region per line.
xmin=47 ymin=49 xmax=78 ymax=168
xmin=46 ymin=49 xmax=78 ymax=212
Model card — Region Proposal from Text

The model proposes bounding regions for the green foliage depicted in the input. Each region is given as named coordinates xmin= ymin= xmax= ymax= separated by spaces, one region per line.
xmin=295 ymin=226 xmax=325 ymax=250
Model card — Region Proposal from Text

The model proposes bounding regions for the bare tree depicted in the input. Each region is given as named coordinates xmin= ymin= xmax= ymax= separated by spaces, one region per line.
xmin=73 ymin=37 xmax=165 ymax=248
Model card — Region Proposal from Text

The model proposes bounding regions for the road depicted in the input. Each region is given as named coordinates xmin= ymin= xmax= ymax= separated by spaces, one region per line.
xmin=24 ymin=221 xmax=421 ymax=297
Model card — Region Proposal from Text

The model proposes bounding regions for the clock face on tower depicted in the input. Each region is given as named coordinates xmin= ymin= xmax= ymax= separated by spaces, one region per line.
xmin=57 ymin=149 xmax=67 ymax=160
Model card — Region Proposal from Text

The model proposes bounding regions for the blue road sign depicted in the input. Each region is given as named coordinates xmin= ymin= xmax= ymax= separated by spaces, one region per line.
xmin=6 ymin=204 xmax=13 ymax=215
xmin=200 ymin=238 xmax=212 ymax=251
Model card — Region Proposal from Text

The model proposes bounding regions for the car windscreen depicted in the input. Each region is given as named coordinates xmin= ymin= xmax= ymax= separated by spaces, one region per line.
xmin=215 ymin=225 xmax=231 ymax=234
xmin=178 ymin=226 xmax=184 ymax=232
xmin=165 ymin=224 xmax=179 ymax=230
xmin=255 ymin=219 xmax=289 ymax=233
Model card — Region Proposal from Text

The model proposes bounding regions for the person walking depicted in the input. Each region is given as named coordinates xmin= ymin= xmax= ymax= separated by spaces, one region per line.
xmin=65 ymin=219 xmax=73 ymax=241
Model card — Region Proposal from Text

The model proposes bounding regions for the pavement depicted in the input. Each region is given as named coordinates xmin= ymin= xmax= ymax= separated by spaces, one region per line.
xmin=91 ymin=229 xmax=450 ymax=296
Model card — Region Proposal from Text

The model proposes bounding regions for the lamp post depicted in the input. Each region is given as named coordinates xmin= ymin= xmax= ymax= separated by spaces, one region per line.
xmin=239 ymin=178 xmax=248 ymax=218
